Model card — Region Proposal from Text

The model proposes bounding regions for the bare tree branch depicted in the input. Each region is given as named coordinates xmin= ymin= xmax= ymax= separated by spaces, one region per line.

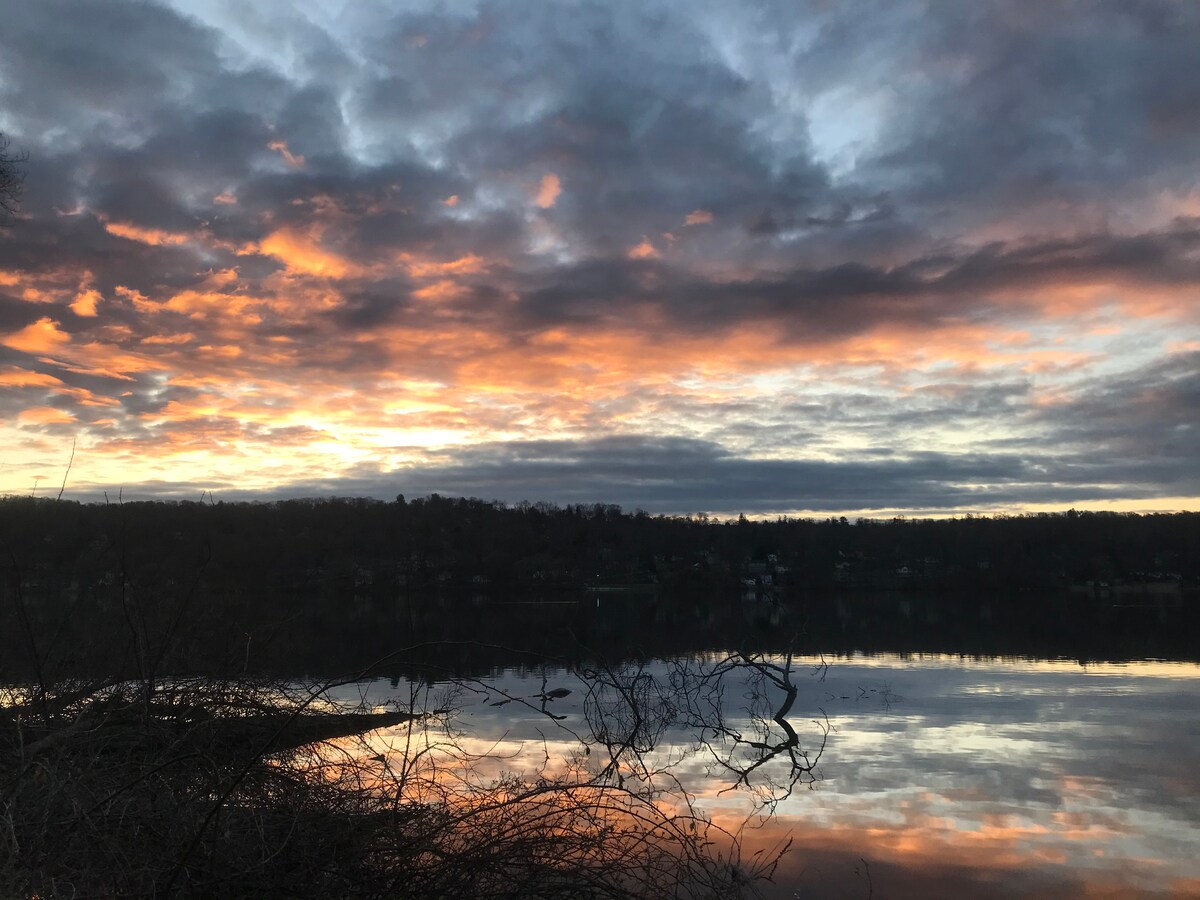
xmin=0 ymin=133 xmax=25 ymax=221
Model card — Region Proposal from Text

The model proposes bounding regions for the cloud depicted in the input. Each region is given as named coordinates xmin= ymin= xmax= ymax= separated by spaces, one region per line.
xmin=70 ymin=288 xmax=101 ymax=317
xmin=2 ymin=317 xmax=71 ymax=354
xmin=267 ymin=139 xmax=306 ymax=169
xmin=18 ymin=405 xmax=76 ymax=425
xmin=534 ymin=173 xmax=561 ymax=209
xmin=1024 ymin=350 xmax=1200 ymax=489
xmin=128 ymin=428 xmax=1178 ymax=516
xmin=103 ymin=220 xmax=192 ymax=247
xmin=626 ymin=239 xmax=658 ymax=260
xmin=253 ymin=226 xmax=361 ymax=279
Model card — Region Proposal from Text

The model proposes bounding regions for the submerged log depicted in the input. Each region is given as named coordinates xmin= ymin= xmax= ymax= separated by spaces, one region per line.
xmin=237 ymin=709 xmax=417 ymax=752
xmin=2 ymin=706 xmax=419 ymax=758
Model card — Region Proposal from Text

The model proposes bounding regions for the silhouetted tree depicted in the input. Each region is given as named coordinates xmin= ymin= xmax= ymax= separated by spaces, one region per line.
xmin=0 ymin=132 xmax=24 ymax=220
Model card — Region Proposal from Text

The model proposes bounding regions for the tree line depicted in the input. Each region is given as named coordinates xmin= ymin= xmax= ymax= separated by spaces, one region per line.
xmin=2 ymin=494 xmax=1196 ymax=601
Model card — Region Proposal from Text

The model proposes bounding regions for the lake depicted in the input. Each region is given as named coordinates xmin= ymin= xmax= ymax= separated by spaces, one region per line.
xmin=327 ymin=650 xmax=1200 ymax=899
xmin=5 ymin=585 xmax=1198 ymax=896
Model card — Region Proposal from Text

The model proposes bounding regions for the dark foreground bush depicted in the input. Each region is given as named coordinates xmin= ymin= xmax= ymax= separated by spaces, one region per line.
xmin=0 ymin=667 xmax=788 ymax=899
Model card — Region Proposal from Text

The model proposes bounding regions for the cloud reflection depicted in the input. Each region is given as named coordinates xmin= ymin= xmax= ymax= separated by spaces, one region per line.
xmin=328 ymin=655 xmax=1200 ymax=898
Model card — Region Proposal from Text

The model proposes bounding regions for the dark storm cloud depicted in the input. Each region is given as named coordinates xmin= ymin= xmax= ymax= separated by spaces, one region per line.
xmin=825 ymin=1 xmax=1200 ymax=221
xmin=509 ymin=224 xmax=1200 ymax=338
xmin=0 ymin=292 xmax=38 ymax=332
xmin=5 ymin=0 xmax=1198 ymax=344
xmin=136 ymin=432 xmax=1168 ymax=515
xmin=0 ymin=0 xmax=224 ymax=139
xmin=3 ymin=1 xmax=1193 ymax=233
xmin=87 ymin=107 xmax=276 ymax=201
xmin=1026 ymin=351 xmax=1200 ymax=489
xmin=0 ymin=214 xmax=217 ymax=312
xmin=346 ymin=1 xmax=837 ymax=258
xmin=345 ymin=0 xmax=1200 ymax=244
xmin=0 ymin=1 xmax=329 ymax=239
xmin=328 ymin=279 xmax=418 ymax=330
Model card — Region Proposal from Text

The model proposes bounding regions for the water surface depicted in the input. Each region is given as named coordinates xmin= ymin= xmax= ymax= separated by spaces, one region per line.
xmin=331 ymin=654 xmax=1200 ymax=898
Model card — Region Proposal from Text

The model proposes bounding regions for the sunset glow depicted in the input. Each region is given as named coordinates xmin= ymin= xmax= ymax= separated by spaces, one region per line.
xmin=1 ymin=1 xmax=1197 ymax=514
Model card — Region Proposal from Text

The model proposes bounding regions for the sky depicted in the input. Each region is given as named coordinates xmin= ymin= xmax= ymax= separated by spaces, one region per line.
xmin=0 ymin=0 xmax=1197 ymax=517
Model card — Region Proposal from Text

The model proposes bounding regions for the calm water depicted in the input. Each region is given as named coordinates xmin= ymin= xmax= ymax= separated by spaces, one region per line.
xmin=329 ymin=653 xmax=1200 ymax=899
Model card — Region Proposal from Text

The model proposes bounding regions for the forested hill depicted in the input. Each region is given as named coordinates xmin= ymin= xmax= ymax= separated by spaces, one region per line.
xmin=2 ymin=495 xmax=1197 ymax=598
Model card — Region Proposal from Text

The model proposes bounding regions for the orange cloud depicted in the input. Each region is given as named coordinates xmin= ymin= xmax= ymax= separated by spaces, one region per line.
xmin=535 ymin=173 xmax=561 ymax=209
xmin=267 ymin=139 xmax=305 ymax=168
xmin=142 ymin=333 xmax=196 ymax=345
xmin=253 ymin=227 xmax=359 ymax=279
xmin=103 ymin=220 xmax=191 ymax=246
xmin=71 ymin=288 xmax=101 ymax=317
xmin=57 ymin=385 xmax=121 ymax=408
xmin=2 ymin=317 xmax=71 ymax=354
xmin=403 ymin=253 xmax=489 ymax=278
xmin=412 ymin=280 xmax=465 ymax=301
xmin=204 ymin=268 xmax=241 ymax=287
xmin=441 ymin=195 xmax=460 ymax=207
xmin=196 ymin=344 xmax=243 ymax=359
xmin=627 ymin=239 xmax=659 ymax=259
xmin=5 ymin=197 xmax=1193 ymax=508
xmin=161 ymin=288 xmax=261 ymax=322
xmin=64 ymin=341 xmax=168 ymax=380
xmin=18 ymin=406 xmax=76 ymax=425
xmin=21 ymin=287 xmax=54 ymax=304
xmin=0 ymin=368 xmax=64 ymax=388
xmin=213 ymin=192 xmax=238 ymax=205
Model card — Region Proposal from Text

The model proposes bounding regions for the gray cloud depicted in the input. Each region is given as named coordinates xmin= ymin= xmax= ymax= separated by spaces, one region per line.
xmin=66 ymin=426 xmax=1176 ymax=515
xmin=1024 ymin=351 xmax=1200 ymax=488
xmin=6 ymin=0 xmax=1199 ymax=340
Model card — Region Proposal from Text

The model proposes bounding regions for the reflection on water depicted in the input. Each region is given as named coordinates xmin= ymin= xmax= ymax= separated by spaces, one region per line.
xmin=328 ymin=655 xmax=1200 ymax=899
